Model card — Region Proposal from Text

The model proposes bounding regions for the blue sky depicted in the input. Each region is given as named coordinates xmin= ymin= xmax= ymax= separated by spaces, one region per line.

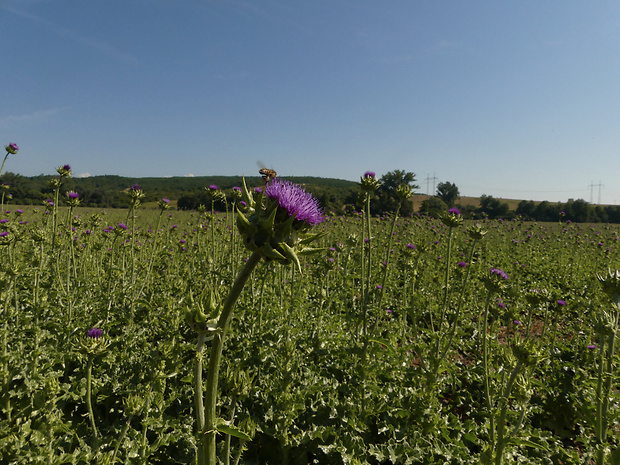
xmin=2 ymin=0 xmax=620 ymax=204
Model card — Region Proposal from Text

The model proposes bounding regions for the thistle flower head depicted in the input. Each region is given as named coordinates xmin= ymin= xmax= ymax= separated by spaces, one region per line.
xmin=87 ymin=327 xmax=103 ymax=339
xmin=231 ymin=186 xmax=242 ymax=200
xmin=158 ymin=198 xmax=171 ymax=211
xmin=57 ymin=164 xmax=72 ymax=177
xmin=236 ymin=176 xmax=326 ymax=273
xmin=264 ymin=178 xmax=324 ymax=225
xmin=5 ymin=143 xmax=18 ymax=155
xmin=484 ymin=267 xmax=509 ymax=293
xmin=359 ymin=171 xmax=381 ymax=193
xmin=441 ymin=208 xmax=463 ymax=228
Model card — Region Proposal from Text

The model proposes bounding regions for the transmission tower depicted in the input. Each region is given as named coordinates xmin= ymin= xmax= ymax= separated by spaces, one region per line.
xmin=588 ymin=181 xmax=604 ymax=204
xmin=425 ymin=173 xmax=438 ymax=196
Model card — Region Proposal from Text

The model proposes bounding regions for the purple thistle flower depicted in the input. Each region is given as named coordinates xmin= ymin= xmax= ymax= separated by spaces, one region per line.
xmin=161 ymin=198 xmax=170 ymax=204
xmin=587 ymin=344 xmax=597 ymax=350
xmin=209 ymin=184 xmax=219 ymax=191
xmin=254 ymin=187 xmax=263 ymax=194
xmin=457 ymin=261 xmax=467 ymax=267
xmin=448 ymin=207 xmax=461 ymax=215
xmin=6 ymin=143 xmax=18 ymax=154
xmin=117 ymin=223 xmax=128 ymax=230
xmin=131 ymin=183 xmax=140 ymax=191
xmin=232 ymin=186 xmax=241 ymax=192
xmin=87 ymin=327 xmax=103 ymax=339
xmin=363 ymin=171 xmax=376 ymax=179
xmin=68 ymin=191 xmax=79 ymax=199
xmin=0 ymin=231 xmax=8 ymax=237
xmin=63 ymin=164 xmax=71 ymax=171
xmin=406 ymin=243 xmax=415 ymax=250
xmin=557 ymin=299 xmax=566 ymax=306
xmin=490 ymin=268 xmax=509 ymax=280
xmin=264 ymin=178 xmax=324 ymax=225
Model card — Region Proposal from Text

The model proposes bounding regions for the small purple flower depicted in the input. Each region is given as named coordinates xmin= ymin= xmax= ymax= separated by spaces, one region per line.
xmin=254 ymin=187 xmax=263 ymax=194
xmin=232 ymin=186 xmax=241 ymax=192
xmin=131 ymin=183 xmax=140 ymax=191
xmin=161 ymin=198 xmax=170 ymax=204
xmin=587 ymin=344 xmax=597 ymax=350
xmin=557 ymin=299 xmax=566 ymax=306
xmin=406 ymin=243 xmax=415 ymax=250
xmin=5 ymin=143 xmax=18 ymax=154
xmin=0 ymin=231 xmax=8 ymax=237
xmin=67 ymin=191 xmax=79 ymax=199
xmin=15 ymin=209 xmax=23 ymax=215
xmin=497 ymin=299 xmax=506 ymax=309
xmin=457 ymin=261 xmax=467 ymax=267
xmin=376 ymin=284 xmax=383 ymax=290
xmin=363 ymin=171 xmax=376 ymax=179
xmin=87 ymin=327 xmax=103 ymax=339
xmin=209 ymin=184 xmax=219 ymax=191
xmin=264 ymin=178 xmax=324 ymax=225
xmin=448 ymin=207 xmax=461 ymax=215
xmin=117 ymin=223 xmax=128 ymax=230
xmin=490 ymin=268 xmax=509 ymax=280
xmin=513 ymin=320 xmax=521 ymax=325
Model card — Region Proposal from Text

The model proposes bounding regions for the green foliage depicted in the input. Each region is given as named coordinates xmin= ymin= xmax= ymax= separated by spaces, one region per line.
xmin=0 ymin=201 xmax=619 ymax=464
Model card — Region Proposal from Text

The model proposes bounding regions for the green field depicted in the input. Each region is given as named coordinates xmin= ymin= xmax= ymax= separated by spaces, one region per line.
xmin=0 ymin=190 xmax=619 ymax=464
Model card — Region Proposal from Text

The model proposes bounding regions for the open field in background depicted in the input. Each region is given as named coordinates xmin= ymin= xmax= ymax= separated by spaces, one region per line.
xmin=0 ymin=202 xmax=619 ymax=464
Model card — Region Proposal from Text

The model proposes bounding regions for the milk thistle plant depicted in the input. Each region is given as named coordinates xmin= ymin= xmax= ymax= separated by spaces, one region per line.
xmin=0 ymin=142 xmax=18 ymax=177
xmin=193 ymin=176 xmax=324 ymax=465
xmin=592 ymin=269 xmax=620 ymax=465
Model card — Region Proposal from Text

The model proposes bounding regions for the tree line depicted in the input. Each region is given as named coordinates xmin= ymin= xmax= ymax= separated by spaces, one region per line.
xmin=2 ymin=170 xmax=619 ymax=223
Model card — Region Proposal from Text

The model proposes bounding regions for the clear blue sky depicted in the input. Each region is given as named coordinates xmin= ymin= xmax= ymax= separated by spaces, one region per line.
xmin=2 ymin=0 xmax=620 ymax=204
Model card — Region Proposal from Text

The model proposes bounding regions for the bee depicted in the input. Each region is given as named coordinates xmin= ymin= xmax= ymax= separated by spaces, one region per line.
xmin=259 ymin=168 xmax=277 ymax=184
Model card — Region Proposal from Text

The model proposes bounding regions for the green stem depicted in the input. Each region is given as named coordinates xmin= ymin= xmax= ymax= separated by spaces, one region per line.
xmin=0 ymin=152 xmax=9 ymax=177
xmin=194 ymin=330 xmax=208 ymax=465
xmin=494 ymin=359 xmax=524 ymax=465
xmin=202 ymin=251 xmax=262 ymax=465
xmin=482 ymin=290 xmax=495 ymax=446
xmin=86 ymin=356 xmax=99 ymax=451
xmin=437 ymin=239 xmax=478 ymax=365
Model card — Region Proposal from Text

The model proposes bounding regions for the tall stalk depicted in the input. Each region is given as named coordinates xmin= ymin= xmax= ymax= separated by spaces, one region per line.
xmin=201 ymin=251 xmax=262 ymax=465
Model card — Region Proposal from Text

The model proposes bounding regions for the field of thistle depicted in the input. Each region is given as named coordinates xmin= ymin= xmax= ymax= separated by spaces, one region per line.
xmin=0 ymin=172 xmax=619 ymax=464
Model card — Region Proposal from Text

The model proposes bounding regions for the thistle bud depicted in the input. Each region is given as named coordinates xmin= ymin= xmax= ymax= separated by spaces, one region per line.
xmin=467 ymin=223 xmax=487 ymax=241
xmin=597 ymin=269 xmax=620 ymax=300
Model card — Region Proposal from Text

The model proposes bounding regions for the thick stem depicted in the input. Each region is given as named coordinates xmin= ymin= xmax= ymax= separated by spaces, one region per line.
xmin=86 ymin=357 xmax=99 ymax=451
xmin=202 ymin=251 xmax=262 ymax=465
